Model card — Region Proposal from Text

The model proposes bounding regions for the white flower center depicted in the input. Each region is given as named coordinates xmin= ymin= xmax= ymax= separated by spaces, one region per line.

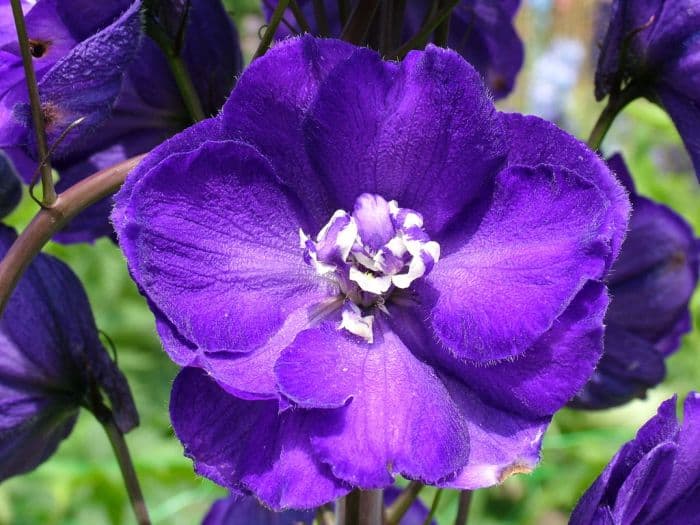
xmin=301 ymin=194 xmax=440 ymax=342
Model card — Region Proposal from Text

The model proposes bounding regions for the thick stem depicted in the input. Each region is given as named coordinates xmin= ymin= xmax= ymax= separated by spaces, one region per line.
xmin=254 ymin=0 xmax=291 ymax=59
xmin=340 ymin=0 xmax=380 ymax=45
xmin=385 ymin=482 xmax=424 ymax=525
xmin=336 ymin=489 xmax=384 ymax=525
xmin=586 ymin=86 xmax=640 ymax=152
xmin=9 ymin=0 xmax=56 ymax=205
xmin=391 ymin=0 xmax=459 ymax=59
xmin=163 ymin=52 xmax=206 ymax=122
xmin=0 ymin=155 xmax=143 ymax=315
xmin=102 ymin=413 xmax=151 ymax=525
xmin=454 ymin=490 xmax=472 ymax=525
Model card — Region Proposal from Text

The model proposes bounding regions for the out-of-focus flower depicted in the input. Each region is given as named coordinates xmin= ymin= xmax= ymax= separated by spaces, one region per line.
xmin=114 ymin=36 xmax=629 ymax=509
xmin=0 ymin=151 xmax=22 ymax=218
xmin=595 ymin=0 xmax=700 ymax=178
xmin=0 ymin=0 xmax=241 ymax=242
xmin=571 ymin=155 xmax=699 ymax=409
xmin=527 ymin=38 xmax=584 ymax=123
xmin=0 ymin=225 xmax=138 ymax=482
xmin=570 ymin=392 xmax=700 ymax=524
xmin=202 ymin=487 xmax=433 ymax=524
xmin=263 ymin=0 xmax=524 ymax=98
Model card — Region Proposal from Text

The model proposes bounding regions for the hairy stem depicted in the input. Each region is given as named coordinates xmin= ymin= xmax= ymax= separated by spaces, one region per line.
xmin=454 ymin=490 xmax=472 ymax=525
xmin=102 ymin=413 xmax=151 ymax=525
xmin=254 ymin=0 xmax=291 ymax=59
xmin=9 ymin=0 xmax=56 ymax=205
xmin=336 ymin=489 xmax=384 ymax=525
xmin=0 ymin=155 xmax=143 ymax=315
xmin=385 ymin=482 xmax=424 ymax=525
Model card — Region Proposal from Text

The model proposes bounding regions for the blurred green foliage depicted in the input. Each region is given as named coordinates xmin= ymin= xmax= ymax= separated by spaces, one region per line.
xmin=1 ymin=2 xmax=699 ymax=524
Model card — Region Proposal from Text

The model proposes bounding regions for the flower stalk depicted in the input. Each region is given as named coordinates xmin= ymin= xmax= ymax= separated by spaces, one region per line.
xmin=340 ymin=0 xmax=380 ymax=44
xmin=586 ymin=85 xmax=641 ymax=152
xmin=254 ymin=0 xmax=291 ymax=59
xmin=9 ymin=0 xmax=56 ymax=206
xmin=385 ymin=482 xmax=424 ymax=525
xmin=454 ymin=490 xmax=472 ymax=525
xmin=0 ymin=155 xmax=143 ymax=315
xmin=335 ymin=489 xmax=384 ymax=525
xmin=391 ymin=0 xmax=459 ymax=59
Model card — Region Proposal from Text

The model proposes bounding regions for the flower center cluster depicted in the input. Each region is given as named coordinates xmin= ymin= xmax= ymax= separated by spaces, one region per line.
xmin=301 ymin=194 xmax=440 ymax=342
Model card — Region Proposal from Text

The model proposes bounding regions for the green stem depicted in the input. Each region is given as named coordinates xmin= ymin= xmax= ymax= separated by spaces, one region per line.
xmin=254 ymin=0 xmax=291 ymax=60
xmin=391 ymin=0 xmax=459 ymax=59
xmin=586 ymin=86 xmax=640 ymax=152
xmin=289 ymin=0 xmax=313 ymax=33
xmin=454 ymin=490 xmax=472 ymax=525
xmin=385 ymin=482 xmax=424 ymax=525
xmin=433 ymin=0 xmax=451 ymax=47
xmin=422 ymin=489 xmax=443 ymax=525
xmin=164 ymin=52 xmax=206 ymax=122
xmin=9 ymin=0 xmax=56 ymax=206
xmin=102 ymin=413 xmax=151 ymax=525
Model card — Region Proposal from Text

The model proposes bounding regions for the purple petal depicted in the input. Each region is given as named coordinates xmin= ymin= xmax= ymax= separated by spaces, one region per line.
xmin=657 ymin=84 xmax=700 ymax=179
xmin=304 ymin=44 xmax=506 ymax=235
xmin=116 ymin=139 xmax=331 ymax=362
xmin=501 ymin=112 xmax=630 ymax=267
xmin=202 ymin=494 xmax=314 ymax=525
xmin=18 ymin=1 xmax=142 ymax=157
xmin=428 ymin=165 xmax=611 ymax=362
xmin=436 ymin=377 xmax=549 ymax=490
xmin=221 ymin=36 xmax=357 ymax=230
xmin=170 ymin=368 xmax=350 ymax=510
xmin=277 ymin=320 xmax=469 ymax=487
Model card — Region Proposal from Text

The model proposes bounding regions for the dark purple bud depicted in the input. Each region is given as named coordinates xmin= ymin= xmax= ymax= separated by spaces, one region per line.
xmin=571 ymin=154 xmax=699 ymax=410
xmin=0 ymin=225 xmax=138 ymax=482
xmin=595 ymin=0 xmax=700 ymax=178
xmin=571 ymin=392 xmax=700 ymax=524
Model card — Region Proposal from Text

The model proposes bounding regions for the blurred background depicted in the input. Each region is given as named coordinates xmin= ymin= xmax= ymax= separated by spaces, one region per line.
xmin=1 ymin=0 xmax=698 ymax=523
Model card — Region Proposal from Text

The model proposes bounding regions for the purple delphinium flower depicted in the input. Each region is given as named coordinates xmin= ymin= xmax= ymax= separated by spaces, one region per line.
xmin=263 ymin=0 xmax=523 ymax=99
xmin=0 ymin=0 xmax=241 ymax=242
xmin=570 ymin=392 xmax=700 ymax=524
xmin=0 ymin=224 xmax=138 ymax=481
xmin=571 ymin=155 xmax=699 ymax=410
xmin=113 ymin=36 xmax=630 ymax=509
xmin=202 ymin=487 xmax=433 ymax=525
xmin=595 ymin=0 xmax=700 ymax=178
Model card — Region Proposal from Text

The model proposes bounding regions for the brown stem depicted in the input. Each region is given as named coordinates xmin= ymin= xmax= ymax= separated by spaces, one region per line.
xmin=9 ymin=0 xmax=56 ymax=205
xmin=454 ymin=490 xmax=472 ymax=525
xmin=0 ymin=155 xmax=144 ymax=315
xmin=336 ymin=489 xmax=384 ymax=525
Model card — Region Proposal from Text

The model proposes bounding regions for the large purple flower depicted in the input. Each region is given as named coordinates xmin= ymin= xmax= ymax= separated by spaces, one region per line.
xmin=263 ymin=0 xmax=523 ymax=98
xmin=571 ymin=155 xmax=699 ymax=409
xmin=570 ymin=392 xmax=700 ymax=524
xmin=0 ymin=225 xmax=138 ymax=481
xmin=0 ymin=0 xmax=241 ymax=242
xmin=595 ymin=0 xmax=700 ymax=178
xmin=113 ymin=37 xmax=630 ymax=509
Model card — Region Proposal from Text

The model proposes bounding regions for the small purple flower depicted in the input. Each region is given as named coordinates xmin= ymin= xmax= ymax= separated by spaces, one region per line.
xmin=0 ymin=225 xmax=138 ymax=481
xmin=202 ymin=487 xmax=432 ymax=525
xmin=570 ymin=392 xmax=700 ymax=524
xmin=0 ymin=0 xmax=241 ymax=242
xmin=263 ymin=0 xmax=524 ymax=99
xmin=113 ymin=37 xmax=629 ymax=509
xmin=572 ymin=155 xmax=699 ymax=410
xmin=595 ymin=0 xmax=700 ymax=178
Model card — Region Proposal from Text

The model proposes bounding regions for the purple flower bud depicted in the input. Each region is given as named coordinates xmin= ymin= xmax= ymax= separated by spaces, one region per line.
xmin=595 ymin=0 xmax=700 ymax=178
xmin=262 ymin=0 xmax=524 ymax=99
xmin=571 ymin=155 xmax=699 ymax=410
xmin=0 ymin=0 xmax=242 ymax=243
xmin=0 ymin=225 xmax=138 ymax=482
xmin=571 ymin=392 xmax=700 ymax=524
xmin=114 ymin=36 xmax=630 ymax=509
